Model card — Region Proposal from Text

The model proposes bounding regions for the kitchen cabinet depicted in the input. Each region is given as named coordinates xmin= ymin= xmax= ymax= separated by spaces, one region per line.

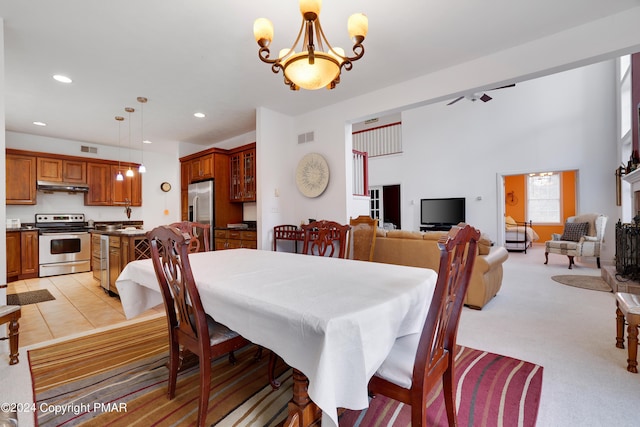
xmin=92 ymin=231 xmax=150 ymax=295
xmin=181 ymin=162 xmax=190 ymax=220
xmin=188 ymin=154 xmax=214 ymax=182
xmin=229 ymin=143 xmax=256 ymax=202
xmin=6 ymin=232 xmax=21 ymax=281
xmin=214 ymin=229 xmax=257 ymax=250
xmin=6 ymin=229 xmax=39 ymax=282
xmin=37 ymin=157 xmax=87 ymax=183
xmin=180 ymin=150 xmax=242 ymax=227
xmin=85 ymin=162 xmax=142 ymax=206
xmin=111 ymin=165 xmax=142 ymax=206
xmin=21 ymin=230 xmax=39 ymax=278
xmin=91 ymin=233 xmax=101 ymax=281
xmin=6 ymin=154 xmax=37 ymax=205
xmin=108 ymin=236 xmax=121 ymax=294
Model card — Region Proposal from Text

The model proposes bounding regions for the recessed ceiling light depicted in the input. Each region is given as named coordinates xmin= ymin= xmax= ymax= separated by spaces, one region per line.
xmin=194 ymin=112 xmax=205 ymax=118
xmin=33 ymin=121 xmax=47 ymax=126
xmin=53 ymin=74 xmax=72 ymax=83
xmin=143 ymin=140 xmax=152 ymax=144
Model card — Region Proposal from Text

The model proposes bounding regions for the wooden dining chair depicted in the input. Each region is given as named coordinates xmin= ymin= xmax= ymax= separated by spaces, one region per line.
xmin=368 ymin=224 xmax=481 ymax=427
xmin=148 ymin=225 xmax=249 ymax=427
xmin=347 ymin=215 xmax=379 ymax=261
xmin=267 ymin=220 xmax=352 ymax=389
xmin=301 ymin=220 xmax=351 ymax=258
xmin=0 ymin=305 xmax=21 ymax=365
xmin=169 ymin=221 xmax=211 ymax=253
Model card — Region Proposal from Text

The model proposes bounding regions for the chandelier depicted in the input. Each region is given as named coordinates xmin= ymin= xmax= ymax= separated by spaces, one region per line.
xmin=253 ymin=0 xmax=368 ymax=91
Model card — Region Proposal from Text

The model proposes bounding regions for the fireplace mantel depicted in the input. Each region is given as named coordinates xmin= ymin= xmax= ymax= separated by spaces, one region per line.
xmin=623 ymin=168 xmax=640 ymax=185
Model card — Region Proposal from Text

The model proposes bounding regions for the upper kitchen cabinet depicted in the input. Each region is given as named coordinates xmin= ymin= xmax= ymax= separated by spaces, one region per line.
xmin=37 ymin=157 xmax=87 ymax=183
xmin=6 ymin=153 xmax=37 ymax=205
xmin=85 ymin=162 xmax=142 ymax=206
xmin=188 ymin=153 xmax=214 ymax=182
xmin=111 ymin=165 xmax=142 ymax=206
xmin=229 ymin=143 xmax=256 ymax=202
xmin=179 ymin=148 xmax=242 ymax=227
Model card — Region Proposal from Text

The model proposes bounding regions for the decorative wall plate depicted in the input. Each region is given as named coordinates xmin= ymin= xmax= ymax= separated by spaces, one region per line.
xmin=296 ymin=153 xmax=329 ymax=198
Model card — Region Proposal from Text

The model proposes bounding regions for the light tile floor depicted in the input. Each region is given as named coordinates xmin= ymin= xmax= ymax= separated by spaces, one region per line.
xmin=6 ymin=272 xmax=164 ymax=347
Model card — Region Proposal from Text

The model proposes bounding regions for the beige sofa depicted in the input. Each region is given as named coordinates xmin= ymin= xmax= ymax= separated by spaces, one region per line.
xmin=371 ymin=229 xmax=509 ymax=309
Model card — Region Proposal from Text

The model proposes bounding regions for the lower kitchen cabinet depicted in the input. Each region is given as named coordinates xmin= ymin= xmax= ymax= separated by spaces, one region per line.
xmin=6 ymin=230 xmax=39 ymax=282
xmin=214 ymin=229 xmax=257 ymax=250
xmin=92 ymin=232 xmax=151 ymax=295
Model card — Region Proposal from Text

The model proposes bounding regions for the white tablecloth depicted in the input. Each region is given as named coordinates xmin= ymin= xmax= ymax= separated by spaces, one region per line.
xmin=116 ymin=249 xmax=437 ymax=427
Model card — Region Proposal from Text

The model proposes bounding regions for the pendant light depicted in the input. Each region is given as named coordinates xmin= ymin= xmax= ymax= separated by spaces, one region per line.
xmin=125 ymin=107 xmax=135 ymax=177
xmin=137 ymin=96 xmax=147 ymax=173
xmin=115 ymin=116 xmax=124 ymax=181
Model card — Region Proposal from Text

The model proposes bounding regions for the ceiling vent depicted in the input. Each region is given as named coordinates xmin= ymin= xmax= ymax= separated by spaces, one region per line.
xmin=80 ymin=145 xmax=98 ymax=154
xmin=297 ymin=131 xmax=314 ymax=144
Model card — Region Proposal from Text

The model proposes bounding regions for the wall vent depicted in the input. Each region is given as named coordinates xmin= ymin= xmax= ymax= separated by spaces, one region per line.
xmin=297 ymin=131 xmax=314 ymax=144
xmin=364 ymin=118 xmax=379 ymax=124
xmin=81 ymin=145 xmax=98 ymax=154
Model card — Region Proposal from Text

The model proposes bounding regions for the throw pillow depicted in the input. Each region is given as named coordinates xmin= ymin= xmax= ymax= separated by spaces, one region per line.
xmin=478 ymin=233 xmax=492 ymax=255
xmin=505 ymin=215 xmax=517 ymax=226
xmin=560 ymin=222 xmax=589 ymax=242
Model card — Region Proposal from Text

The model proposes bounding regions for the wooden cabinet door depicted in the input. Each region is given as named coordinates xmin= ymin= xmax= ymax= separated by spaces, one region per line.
xmin=242 ymin=148 xmax=256 ymax=201
xmin=229 ymin=153 xmax=242 ymax=201
xmin=85 ymin=162 xmax=112 ymax=205
xmin=37 ymin=157 xmax=63 ymax=181
xmin=108 ymin=236 xmax=121 ymax=294
xmin=63 ymin=160 xmax=87 ymax=183
xmin=189 ymin=155 xmax=214 ymax=181
xmin=6 ymin=154 xmax=37 ymax=205
xmin=20 ymin=230 xmax=39 ymax=278
xmin=181 ymin=161 xmax=190 ymax=189
xmin=6 ymin=231 xmax=21 ymax=280
xmin=111 ymin=165 xmax=142 ymax=206
xmin=229 ymin=145 xmax=256 ymax=202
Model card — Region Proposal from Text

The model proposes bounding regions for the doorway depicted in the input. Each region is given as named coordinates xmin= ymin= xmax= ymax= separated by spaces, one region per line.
xmin=370 ymin=184 xmax=401 ymax=230
xmin=501 ymin=170 xmax=578 ymax=244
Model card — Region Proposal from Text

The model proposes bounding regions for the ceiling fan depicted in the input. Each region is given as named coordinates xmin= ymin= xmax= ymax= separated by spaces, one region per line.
xmin=447 ymin=84 xmax=515 ymax=105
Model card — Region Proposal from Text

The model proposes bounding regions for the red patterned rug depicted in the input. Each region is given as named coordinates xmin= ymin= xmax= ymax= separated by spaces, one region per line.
xmin=339 ymin=346 xmax=543 ymax=427
xmin=29 ymin=316 xmax=542 ymax=426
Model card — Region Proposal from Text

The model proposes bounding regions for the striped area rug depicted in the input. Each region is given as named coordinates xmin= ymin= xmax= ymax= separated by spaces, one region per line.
xmin=28 ymin=316 xmax=543 ymax=427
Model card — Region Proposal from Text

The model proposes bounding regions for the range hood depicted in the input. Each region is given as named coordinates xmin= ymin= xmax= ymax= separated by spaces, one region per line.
xmin=37 ymin=180 xmax=90 ymax=193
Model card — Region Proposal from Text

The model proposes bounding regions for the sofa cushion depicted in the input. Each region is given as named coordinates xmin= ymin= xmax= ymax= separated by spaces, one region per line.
xmin=386 ymin=230 xmax=424 ymax=240
xmin=560 ymin=222 xmax=589 ymax=242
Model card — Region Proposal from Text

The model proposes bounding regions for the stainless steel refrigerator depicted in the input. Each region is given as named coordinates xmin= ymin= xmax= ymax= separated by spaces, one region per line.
xmin=188 ymin=179 xmax=215 ymax=249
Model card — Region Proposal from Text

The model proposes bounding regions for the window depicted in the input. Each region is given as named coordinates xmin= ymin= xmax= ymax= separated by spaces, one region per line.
xmin=370 ymin=186 xmax=382 ymax=221
xmin=527 ymin=173 xmax=560 ymax=223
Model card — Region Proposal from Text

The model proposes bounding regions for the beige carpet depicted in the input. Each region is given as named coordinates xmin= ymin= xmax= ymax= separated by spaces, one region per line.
xmin=551 ymin=275 xmax=612 ymax=292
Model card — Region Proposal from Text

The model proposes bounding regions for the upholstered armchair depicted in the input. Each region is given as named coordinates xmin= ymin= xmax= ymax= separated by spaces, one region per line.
xmin=544 ymin=213 xmax=607 ymax=269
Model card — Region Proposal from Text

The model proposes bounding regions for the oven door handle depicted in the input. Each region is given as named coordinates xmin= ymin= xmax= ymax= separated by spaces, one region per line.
xmin=40 ymin=232 xmax=90 ymax=237
xmin=40 ymin=260 xmax=90 ymax=267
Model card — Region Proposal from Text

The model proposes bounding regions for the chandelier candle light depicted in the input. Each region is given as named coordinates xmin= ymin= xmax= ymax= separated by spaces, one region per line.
xmin=253 ymin=0 xmax=368 ymax=90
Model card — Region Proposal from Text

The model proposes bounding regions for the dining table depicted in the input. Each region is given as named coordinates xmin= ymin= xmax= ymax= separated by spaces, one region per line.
xmin=116 ymin=248 xmax=437 ymax=427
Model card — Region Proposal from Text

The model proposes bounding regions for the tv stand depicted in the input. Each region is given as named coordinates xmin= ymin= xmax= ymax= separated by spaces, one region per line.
xmin=420 ymin=224 xmax=453 ymax=232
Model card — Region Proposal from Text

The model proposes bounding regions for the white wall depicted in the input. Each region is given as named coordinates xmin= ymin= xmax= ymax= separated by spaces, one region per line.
xmin=369 ymin=61 xmax=618 ymax=262
xmin=5 ymin=132 xmax=182 ymax=229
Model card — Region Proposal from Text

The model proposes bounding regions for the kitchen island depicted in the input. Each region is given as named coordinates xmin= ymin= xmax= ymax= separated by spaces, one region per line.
xmin=90 ymin=227 xmax=149 ymax=295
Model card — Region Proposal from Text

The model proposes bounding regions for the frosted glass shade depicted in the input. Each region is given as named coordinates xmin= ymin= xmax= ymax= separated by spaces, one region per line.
xmin=253 ymin=18 xmax=274 ymax=45
xmin=348 ymin=13 xmax=368 ymax=40
xmin=299 ymin=0 xmax=321 ymax=16
xmin=283 ymin=52 xmax=340 ymax=90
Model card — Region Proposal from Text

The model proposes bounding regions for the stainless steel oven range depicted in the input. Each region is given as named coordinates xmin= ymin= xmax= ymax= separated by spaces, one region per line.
xmin=36 ymin=213 xmax=91 ymax=277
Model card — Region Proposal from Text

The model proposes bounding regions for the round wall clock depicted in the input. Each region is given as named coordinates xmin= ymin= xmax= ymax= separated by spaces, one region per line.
xmin=296 ymin=153 xmax=330 ymax=198
xmin=160 ymin=182 xmax=172 ymax=192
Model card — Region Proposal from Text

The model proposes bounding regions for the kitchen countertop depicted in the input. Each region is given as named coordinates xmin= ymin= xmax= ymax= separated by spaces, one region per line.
xmin=90 ymin=229 xmax=148 ymax=237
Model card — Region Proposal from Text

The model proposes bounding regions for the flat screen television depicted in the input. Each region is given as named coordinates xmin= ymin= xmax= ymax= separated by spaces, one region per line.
xmin=420 ymin=197 xmax=466 ymax=227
